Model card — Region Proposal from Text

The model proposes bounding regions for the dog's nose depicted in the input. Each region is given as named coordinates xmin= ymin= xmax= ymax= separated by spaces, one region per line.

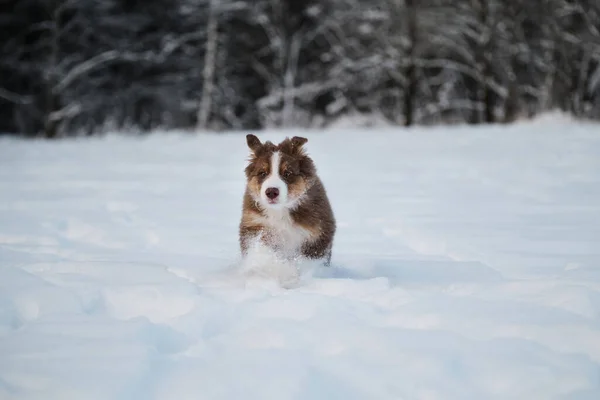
xmin=265 ymin=187 xmax=279 ymax=199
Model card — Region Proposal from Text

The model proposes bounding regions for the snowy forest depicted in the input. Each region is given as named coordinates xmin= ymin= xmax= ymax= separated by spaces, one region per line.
xmin=1 ymin=0 xmax=599 ymax=138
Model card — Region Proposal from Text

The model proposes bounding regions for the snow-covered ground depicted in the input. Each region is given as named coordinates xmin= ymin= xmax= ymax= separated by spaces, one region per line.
xmin=1 ymin=114 xmax=600 ymax=399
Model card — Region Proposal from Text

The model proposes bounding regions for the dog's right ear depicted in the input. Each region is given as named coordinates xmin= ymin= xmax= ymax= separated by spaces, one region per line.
xmin=246 ymin=134 xmax=262 ymax=152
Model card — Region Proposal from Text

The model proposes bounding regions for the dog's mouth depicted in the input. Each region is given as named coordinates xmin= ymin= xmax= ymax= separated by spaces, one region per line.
xmin=263 ymin=196 xmax=288 ymax=208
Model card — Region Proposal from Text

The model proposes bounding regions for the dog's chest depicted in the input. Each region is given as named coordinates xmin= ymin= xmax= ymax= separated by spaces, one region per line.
xmin=260 ymin=209 xmax=313 ymax=253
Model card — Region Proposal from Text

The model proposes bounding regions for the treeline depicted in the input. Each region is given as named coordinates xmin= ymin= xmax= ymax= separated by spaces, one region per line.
xmin=1 ymin=0 xmax=599 ymax=137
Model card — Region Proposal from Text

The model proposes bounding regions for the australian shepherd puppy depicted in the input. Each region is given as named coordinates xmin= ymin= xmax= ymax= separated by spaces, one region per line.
xmin=239 ymin=134 xmax=336 ymax=266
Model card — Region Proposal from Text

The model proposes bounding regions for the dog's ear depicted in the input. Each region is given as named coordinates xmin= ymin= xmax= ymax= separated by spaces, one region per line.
xmin=291 ymin=136 xmax=308 ymax=149
xmin=246 ymin=134 xmax=262 ymax=152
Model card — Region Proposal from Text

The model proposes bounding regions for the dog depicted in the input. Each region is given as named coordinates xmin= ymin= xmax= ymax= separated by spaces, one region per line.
xmin=239 ymin=134 xmax=336 ymax=266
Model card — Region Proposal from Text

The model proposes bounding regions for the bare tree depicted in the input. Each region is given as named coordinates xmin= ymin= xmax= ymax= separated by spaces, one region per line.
xmin=404 ymin=0 xmax=418 ymax=126
xmin=197 ymin=0 xmax=218 ymax=129
xmin=473 ymin=0 xmax=495 ymax=123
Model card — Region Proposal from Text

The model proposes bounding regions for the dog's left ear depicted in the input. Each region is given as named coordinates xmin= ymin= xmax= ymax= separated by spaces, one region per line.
xmin=291 ymin=136 xmax=308 ymax=149
xmin=246 ymin=134 xmax=262 ymax=152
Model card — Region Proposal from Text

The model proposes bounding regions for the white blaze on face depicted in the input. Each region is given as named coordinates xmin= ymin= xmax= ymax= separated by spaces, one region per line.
xmin=260 ymin=151 xmax=288 ymax=207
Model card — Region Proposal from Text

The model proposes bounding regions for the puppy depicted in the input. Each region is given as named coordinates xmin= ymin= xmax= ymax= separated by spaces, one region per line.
xmin=239 ymin=134 xmax=336 ymax=265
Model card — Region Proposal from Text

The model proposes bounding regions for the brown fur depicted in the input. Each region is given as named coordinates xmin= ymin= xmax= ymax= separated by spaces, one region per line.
xmin=239 ymin=134 xmax=336 ymax=265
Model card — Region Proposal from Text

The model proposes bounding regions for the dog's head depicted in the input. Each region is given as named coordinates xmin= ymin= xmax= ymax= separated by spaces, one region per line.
xmin=244 ymin=134 xmax=316 ymax=210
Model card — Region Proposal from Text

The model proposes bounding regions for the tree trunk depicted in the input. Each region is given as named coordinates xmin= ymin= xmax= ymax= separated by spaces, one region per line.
xmin=197 ymin=0 xmax=218 ymax=129
xmin=43 ymin=90 xmax=60 ymax=138
xmin=503 ymin=83 xmax=518 ymax=123
xmin=404 ymin=0 xmax=417 ymax=127
xmin=282 ymin=31 xmax=302 ymax=126
xmin=43 ymin=2 xmax=61 ymax=138
xmin=475 ymin=0 xmax=494 ymax=123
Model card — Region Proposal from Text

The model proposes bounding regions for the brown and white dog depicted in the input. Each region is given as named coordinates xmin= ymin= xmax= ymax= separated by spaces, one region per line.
xmin=239 ymin=134 xmax=336 ymax=265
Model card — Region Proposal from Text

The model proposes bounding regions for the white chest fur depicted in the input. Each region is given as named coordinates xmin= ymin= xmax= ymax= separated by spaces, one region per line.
xmin=257 ymin=208 xmax=313 ymax=256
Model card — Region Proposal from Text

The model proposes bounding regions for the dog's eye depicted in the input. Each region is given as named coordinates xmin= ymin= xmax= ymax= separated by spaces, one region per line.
xmin=283 ymin=170 xmax=293 ymax=178
xmin=258 ymin=171 xmax=267 ymax=178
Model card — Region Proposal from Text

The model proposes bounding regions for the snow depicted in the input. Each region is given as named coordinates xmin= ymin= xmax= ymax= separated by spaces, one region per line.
xmin=1 ymin=114 xmax=600 ymax=399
